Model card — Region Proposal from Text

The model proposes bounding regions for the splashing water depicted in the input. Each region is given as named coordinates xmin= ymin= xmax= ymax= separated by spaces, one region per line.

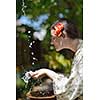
xmin=21 ymin=71 xmax=42 ymax=86
xmin=20 ymin=0 xmax=44 ymax=88
xmin=28 ymin=39 xmax=37 ymax=65
xmin=22 ymin=0 xmax=27 ymax=15
xmin=21 ymin=71 xmax=32 ymax=83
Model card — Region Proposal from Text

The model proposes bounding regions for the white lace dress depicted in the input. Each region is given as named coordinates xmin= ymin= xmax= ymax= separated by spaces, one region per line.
xmin=53 ymin=40 xmax=83 ymax=100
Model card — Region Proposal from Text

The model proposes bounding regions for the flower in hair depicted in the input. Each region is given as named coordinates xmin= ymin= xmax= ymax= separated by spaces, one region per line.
xmin=54 ymin=22 xmax=64 ymax=37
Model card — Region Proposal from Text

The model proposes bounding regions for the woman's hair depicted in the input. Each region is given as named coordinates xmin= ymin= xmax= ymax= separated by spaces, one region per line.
xmin=50 ymin=18 xmax=80 ymax=39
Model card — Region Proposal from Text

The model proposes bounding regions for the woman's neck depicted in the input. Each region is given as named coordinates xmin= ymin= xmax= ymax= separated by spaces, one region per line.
xmin=62 ymin=38 xmax=80 ymax=52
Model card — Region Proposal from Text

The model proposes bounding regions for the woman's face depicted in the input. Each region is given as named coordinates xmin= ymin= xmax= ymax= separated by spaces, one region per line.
xmin=51 ymin=29 xmax=62 ymax=51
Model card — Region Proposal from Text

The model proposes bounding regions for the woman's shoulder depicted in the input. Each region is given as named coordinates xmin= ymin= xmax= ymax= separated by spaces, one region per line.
xmin=75 ymin=39 xmax=83 ymax=56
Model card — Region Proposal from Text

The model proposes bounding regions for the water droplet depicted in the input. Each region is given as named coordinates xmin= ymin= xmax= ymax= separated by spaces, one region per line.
xmin=28 ymin=36 xmax=31 ymax=38
xmin=29 ymin=45 xmax=32 ymax=48
xmin=33 ymin=57 xmax=38 ymax=61
xmin=28 ymin=30 xmax=31 ymax=33
xmin=30 ymin=42 xmax=32 ymax=46
xmin=32 ymin=62 xmax=35 ymax=65
xmin=33 ymin=57 xmax=35 ymax=60
xmin=33 ymin=41 xmax=35 ymax=43
xmin=24 ymin=49 xmax=26 ymax=52
xmin=31 ymin=52 xmax=34 ymax=55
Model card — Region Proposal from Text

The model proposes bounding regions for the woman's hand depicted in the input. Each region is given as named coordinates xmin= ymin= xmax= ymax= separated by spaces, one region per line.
xmin=29 ymin=69 xmax=47 ymax=79
xmin=28 ymin=68 xmax=59 ymax=80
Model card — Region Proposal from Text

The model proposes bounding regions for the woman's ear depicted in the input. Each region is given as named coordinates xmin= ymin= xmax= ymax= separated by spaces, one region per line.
xmin=61 ymin=30 xmax=66 ymax=38
xmin=61 ymin=33 xmax=65 ymax=38
xmin=62 ymin=30 xmax=68 ymax=39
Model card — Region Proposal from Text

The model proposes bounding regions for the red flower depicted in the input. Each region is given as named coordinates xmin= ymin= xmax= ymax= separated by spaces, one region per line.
xmin=54 ymin=22 xmax=64 ymax=37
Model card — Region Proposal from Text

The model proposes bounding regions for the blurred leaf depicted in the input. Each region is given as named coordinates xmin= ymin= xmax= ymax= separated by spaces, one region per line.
xmin=19 ymin=32 xmax=28 ymax=40
xmin=16 ymin=78 xmax=25 ymax=87
xmin=44 ymin=51 xmax=72 ymax=75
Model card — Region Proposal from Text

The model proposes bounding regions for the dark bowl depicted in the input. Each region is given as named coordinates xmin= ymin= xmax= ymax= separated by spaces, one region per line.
xmin=26 ymin=91 xmax=56 ymax=100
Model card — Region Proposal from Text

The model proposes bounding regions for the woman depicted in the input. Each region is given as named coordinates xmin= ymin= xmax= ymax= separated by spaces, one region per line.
xmin=27 ymin=18 xmax=83 ymax=100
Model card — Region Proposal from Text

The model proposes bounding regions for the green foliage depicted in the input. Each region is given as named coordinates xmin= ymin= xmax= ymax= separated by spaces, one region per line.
xmin=40 ymin=30 xmax=51 ymax=52
xmin=44 ymin=51 xmax=72 ymax=75
xmin=16 ymin=0 xmax=83 ymax=33
xmin=19 ymin=32 xmax=28 ymax=40
xmin=16 ymin=78 xmax=25 ymax=87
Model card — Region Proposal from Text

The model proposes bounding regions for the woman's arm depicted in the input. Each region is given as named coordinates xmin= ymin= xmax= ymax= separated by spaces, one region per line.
xmin=28 ymin=68 xmax=60 ymax=80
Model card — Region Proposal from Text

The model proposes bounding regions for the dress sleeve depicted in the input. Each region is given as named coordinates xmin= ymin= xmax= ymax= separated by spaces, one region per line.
xmin=53 ymin=47 xmax=83 ymax=100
